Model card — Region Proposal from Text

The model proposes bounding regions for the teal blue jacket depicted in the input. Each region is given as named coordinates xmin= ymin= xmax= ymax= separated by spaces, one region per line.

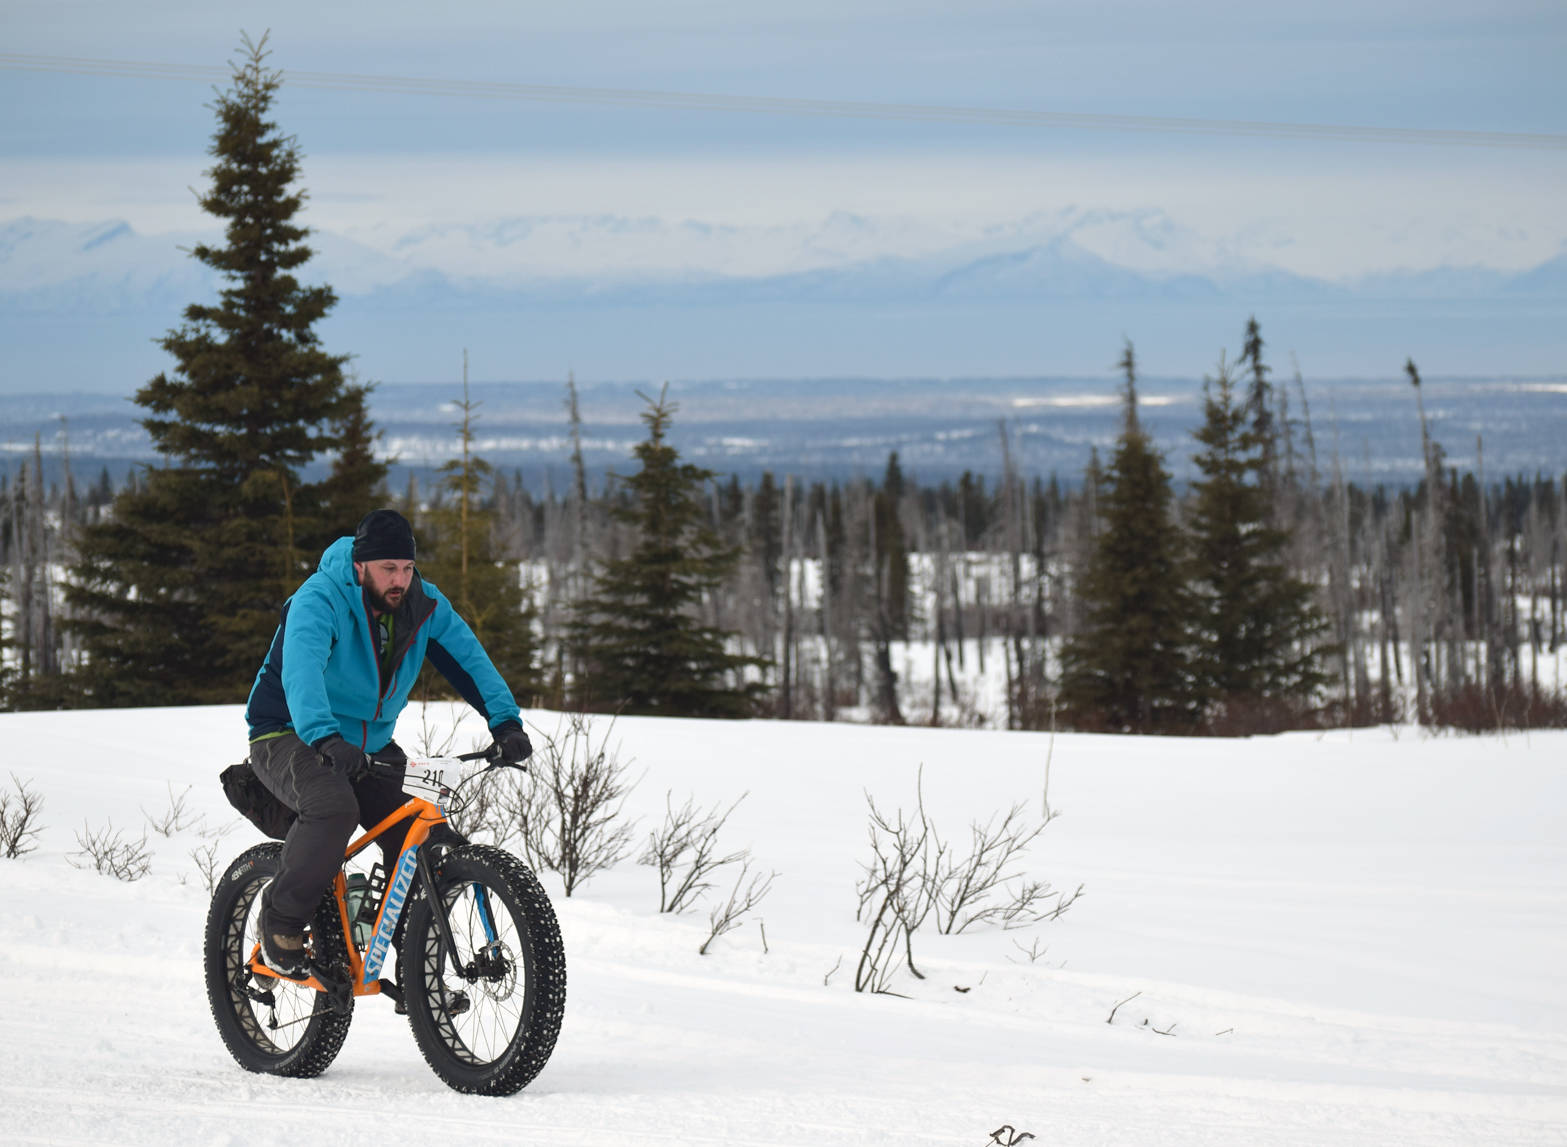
xmin=245 ymin=536 xmax=519 ymax=750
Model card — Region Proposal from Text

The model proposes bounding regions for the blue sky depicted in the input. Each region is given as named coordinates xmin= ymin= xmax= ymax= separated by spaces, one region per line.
xmin=2 ymin=1 xmax=1564 ymax=388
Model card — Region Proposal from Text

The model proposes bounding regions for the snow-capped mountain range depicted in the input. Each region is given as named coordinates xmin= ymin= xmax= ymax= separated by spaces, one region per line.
xmin=2 ymin=208 xmax=1563 ymax=399
xmin=4 ymin=210 xmax=1562 ymax=310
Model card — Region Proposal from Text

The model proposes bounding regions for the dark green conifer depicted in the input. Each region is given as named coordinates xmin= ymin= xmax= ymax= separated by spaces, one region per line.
xmin=569 ymin=388 xmax=766 ymax=717
xmin=415 ymin=375 xmax=540 ymax=705
xmin=317 ymin=381 xmax=390 ymax=528
xmin=1059 ymin=341 xmax=1197 ymax=733
xmin=65 ymin=36 xmax=369 ymax=705
xmin=1186 ymin=353 xmax=1332 ymax=730
xmin=1237 ymin=316 xmax=1280 ymax=506
xmin=874 ymin=451 xmax=912 ymax=640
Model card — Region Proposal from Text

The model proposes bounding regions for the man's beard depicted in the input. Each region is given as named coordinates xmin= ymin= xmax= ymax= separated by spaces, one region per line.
xmin=368 ymin=584 xmax=405 ymax=614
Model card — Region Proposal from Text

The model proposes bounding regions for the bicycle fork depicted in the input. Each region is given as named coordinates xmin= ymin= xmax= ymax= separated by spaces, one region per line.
xmin=415 ymin=846 xmax=504 ymax=979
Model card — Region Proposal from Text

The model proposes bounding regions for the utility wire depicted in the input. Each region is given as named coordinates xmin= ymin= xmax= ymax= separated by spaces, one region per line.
xmin=3 ymin=51 xmax=1564 ymax=152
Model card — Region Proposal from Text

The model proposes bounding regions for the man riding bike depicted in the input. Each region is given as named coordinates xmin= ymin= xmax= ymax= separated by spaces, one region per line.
xmin=244 ymin=508 xmax=532 ymax=976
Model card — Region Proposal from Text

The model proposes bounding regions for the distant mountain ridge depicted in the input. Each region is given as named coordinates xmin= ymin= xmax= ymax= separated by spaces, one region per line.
xmin=2 ymin=213 xmax=1563 ymax=392
xmin=2 ymin=214 xmax=1561 ymax=314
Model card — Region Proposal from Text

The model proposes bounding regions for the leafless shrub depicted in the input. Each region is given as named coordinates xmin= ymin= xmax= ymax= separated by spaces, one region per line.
xmin=640 ymin=791 xmax=749 ymax=913
xmin=410 ymin=700 xmax=473 ymax=757
xmin=853 ymin=767 xmax=1081 ymax=994
xmin=934 ymin=806 xmax=1081 ymax=933
xmin=1008 ymin=937 xmax=1051 ymax=965
xmin=854 ymin=785 xmax=936 ymax=994
xmin=143 ymin=782 xmax=202 ymax=838
xmin=189 ymin=839 xmax=226 ymax=893
xmin=699 ymin=860 xmax=776 ymax=955
xmin=1428 ymin=681 xmax=1567 ymax=732
xmin=449 ymin=767 xmax=510 ymax=846
xmin=70 ymin=819 xmax=152 ymax=881
xmin=486 ymin=713 xmax=639 ymax=896
xmin=487 ymin=767 xmax=555 ymax=873
xmin=0 ymin=773 xmax=46 ymax=859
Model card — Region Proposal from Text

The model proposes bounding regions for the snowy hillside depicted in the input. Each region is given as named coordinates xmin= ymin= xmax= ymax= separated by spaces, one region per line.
xmin=1 ymin=705 xmax=1563 ymax=1145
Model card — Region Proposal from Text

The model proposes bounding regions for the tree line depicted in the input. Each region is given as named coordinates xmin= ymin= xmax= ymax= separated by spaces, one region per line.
xmin=3 ymin=38 xmax=1565 ymax=733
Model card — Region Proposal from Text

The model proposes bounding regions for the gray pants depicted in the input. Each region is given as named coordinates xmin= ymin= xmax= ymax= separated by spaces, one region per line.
xmin=249 ymin=733 xmax=408 ymax=931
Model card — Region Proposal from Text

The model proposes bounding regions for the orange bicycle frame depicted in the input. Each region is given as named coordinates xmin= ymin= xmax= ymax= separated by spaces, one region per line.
xmin=247 ymin=791 xmax=447 ymax=998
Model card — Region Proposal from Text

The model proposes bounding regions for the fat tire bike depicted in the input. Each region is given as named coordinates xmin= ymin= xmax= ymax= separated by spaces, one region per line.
xmin=203 ymin=747 xmax=565 ymax=1095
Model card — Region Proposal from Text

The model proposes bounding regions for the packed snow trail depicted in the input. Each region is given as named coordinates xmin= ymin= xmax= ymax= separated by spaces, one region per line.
xmin=1 ymin=706 xmax=1563 ymax=1145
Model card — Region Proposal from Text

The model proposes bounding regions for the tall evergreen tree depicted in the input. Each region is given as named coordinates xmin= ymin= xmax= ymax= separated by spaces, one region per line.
xmin=1238 ymin=315 xmax=1279 ymax=499
xmin=317 ymin=379 xmax=390 ymax=527
xmin=1059 ymin=341 xmax=1197 ymax=733
xmin=868 ymin=452 xmax=911 ymax=723
xmin=415 ymin=369 xmax=540 ymax=705
xmin=1186 ymin=354 xmax=1332 ymax=731
xmin=873 ymin=451 xmax=912 ymax=641
xmin=65 ymin=36 xmax=369 ymax=705
xmin=569 ymin=388 xmax=766 ymax=717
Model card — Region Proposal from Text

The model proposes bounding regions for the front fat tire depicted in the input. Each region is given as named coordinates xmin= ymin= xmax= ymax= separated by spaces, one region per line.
xmin=399 ymin=844 xmax=566 ymax=1095
xmin=203 ymin=842 xmax=354 ymax=1078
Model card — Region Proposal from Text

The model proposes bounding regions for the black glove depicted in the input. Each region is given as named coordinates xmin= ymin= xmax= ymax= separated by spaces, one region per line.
xmin=315 ymin=734 xmax=368 ymax=778
xmin=369 ymin=739 xmax=408 ymax=769
xmin=367 ymin=739 xmax=408 ymax=780
xmin=492 ymin=722 xmax=533 ymax=765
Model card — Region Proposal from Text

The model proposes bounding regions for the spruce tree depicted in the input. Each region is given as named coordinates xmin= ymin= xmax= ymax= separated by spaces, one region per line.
xmin=874 ymin=451 xmax=912 ymax=640
xmin=66 ymin=36 xmax=368 ymax=705
xmin=569 ymin=388 xmax=766 ymax=717
xmin=1186 ymin=355 xmax=1332 ymax=731
xmin=1059 ymin=341 xmax=1197 ymax=733
xmin=317 ymin=380 xmax=390 ymax=527
xmin=415 ymin=372 xmax=540 ymax=705
xmin=1238 ymin=316 xmax=1281 ymax=511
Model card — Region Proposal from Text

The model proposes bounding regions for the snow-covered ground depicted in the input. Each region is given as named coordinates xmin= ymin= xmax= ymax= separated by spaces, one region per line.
xmin=1 ymin=705 xmax=1563 ymax=1146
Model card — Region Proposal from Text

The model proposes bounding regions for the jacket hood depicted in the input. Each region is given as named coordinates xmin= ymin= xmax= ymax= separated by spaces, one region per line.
xmin=317 ymin=536 xmax=360 ymax=600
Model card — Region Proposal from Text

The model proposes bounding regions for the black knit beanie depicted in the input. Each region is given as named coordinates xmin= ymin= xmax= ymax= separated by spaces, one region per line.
xmin=352 ymin=509 xmax=417 ymax=562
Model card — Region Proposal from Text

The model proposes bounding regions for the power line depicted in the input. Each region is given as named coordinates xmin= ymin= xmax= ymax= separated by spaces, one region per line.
xmin=3 ymin=51 xmax=1564 ymax=152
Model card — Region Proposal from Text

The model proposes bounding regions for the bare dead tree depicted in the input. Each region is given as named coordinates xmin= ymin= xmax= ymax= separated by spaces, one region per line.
xmin=699 ymin=860 xmax=776 ymax=955
xmin=70 ymin=819 xmax=152 ymax=881
xmin=640 ymin=791 xmax=750 ymax=913
xmin=0 ymin=773 xmax=46 ymax=858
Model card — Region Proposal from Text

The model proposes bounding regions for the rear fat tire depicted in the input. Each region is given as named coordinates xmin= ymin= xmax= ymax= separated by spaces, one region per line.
xmin=399 ymin=844 xmax=566 ymax=1095
xmin=203 ymin=842 xmax=354 ymax=1078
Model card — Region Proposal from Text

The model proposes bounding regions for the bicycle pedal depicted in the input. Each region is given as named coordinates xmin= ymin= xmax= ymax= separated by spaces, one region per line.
xmin=393 ymin=988 xmax=470 ymax=1017
xmin=301 ymin=965 xmax=350 ymax=1014
xmin=256 ymin=956 xmax=312 ymax=982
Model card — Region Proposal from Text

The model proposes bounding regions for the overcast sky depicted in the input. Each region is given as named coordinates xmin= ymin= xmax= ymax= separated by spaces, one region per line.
xmin=4 ymin=0 xmax=1564 ymax=282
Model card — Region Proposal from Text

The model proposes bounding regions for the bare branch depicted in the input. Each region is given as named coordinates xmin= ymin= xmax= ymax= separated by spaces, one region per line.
xmin=936 ymin=803 xmax=1046 ymax=934
xmin=70 ymin=819 xmax=152 ymax=881
xmin=476 ymin=713 xmax=640 ymax=896
xmin=639 ymin=791 xmax=749 ymax=913
xmin=143 ymin=782 xmax=202 ymax=838
xmin=699 ymin=861 xmax=776 ymax=955
xmin=189 ymin=839 xmax=225 ymax=893
xmin=0 ymin=773 xmax=46 ymax=859
xmin=1107 ymin=991 xmax=1141 ymax=1025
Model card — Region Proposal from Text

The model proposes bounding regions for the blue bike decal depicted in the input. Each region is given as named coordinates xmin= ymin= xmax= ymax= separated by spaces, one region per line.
xmin=363 ymin=844 xmax=421 ymax=984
